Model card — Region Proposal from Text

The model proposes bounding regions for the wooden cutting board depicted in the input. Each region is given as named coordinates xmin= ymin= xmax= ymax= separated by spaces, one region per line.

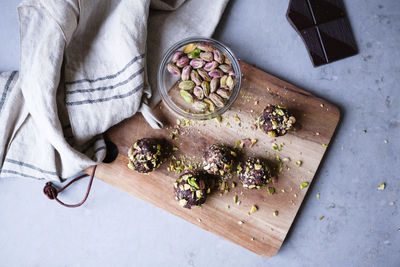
xmin=86 ymin=61 xmax=340 ymax=257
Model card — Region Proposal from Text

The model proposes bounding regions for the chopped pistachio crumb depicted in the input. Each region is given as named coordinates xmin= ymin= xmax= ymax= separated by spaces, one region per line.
xmin=254 ymin=100 xmax=259 ymax=105
xmin=172 ymin=147 xmax=179 ymax=151
xmin=268 ymin=187 xmax=275 ymax=195
xmin=238 ymin=221 xmax=244 ymax=225
xmin=378 ymin=183 xmax=386 ymax=190
xmin=227 ymin=205 xmax=230 ymax=209
xmin=294 ymin=193 xmax=298 ymax=198
xmin=322 ymin=143 xmax=328 ymax=148
xmin=363 ymin=129 xmax=367 ymax=134
xmin=282 ymin=157 xmax=291 ymax=162
xmin=273 ymin=210 xmax=279 ymax=216
xmin=233 ymin=195 xmax=238 ymax=203
xmin=231 ymin=182 xmax=236 ymax=188
xmin=250 ymin=205 xmax=258 ymax=213
xmin=316 ymin=132 xmax=320 ymax=136
xmin=215 ymin=115 xmax=222 ymax=123
xmin=296 ymin=160 xmax=302 ymax=167
xmin=317 ymin=193 xmax=320 ymax=199
xmin=250 ymin=139 xmax=258 ymax=147
xmin=233 ymin=114 xmax=241 ymax=122
xmin=251 ymin=237 xmax=255 ymax=241
xmin=176 ymin=119 xmax=181 ymax=125
xmin=237 ymin=201 xmax=241 ymax=205
xmin=300 ymin=182 xmax=309 ymax=189
xmin=197 ymin=218 xmax=202 ymax=222
xmin=281 ymin=189 xmax=286 ymax=193
xmin=320 ymin=104 xmax=324 ymax=108
xmin=319 ymin=216 xmax=324 ymax=220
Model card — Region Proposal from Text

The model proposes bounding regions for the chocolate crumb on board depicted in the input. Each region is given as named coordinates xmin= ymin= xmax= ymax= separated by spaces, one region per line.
xmin=259 ymin=105 xmax=296 ymax=137
xmin=174 ymin=171 xmax=208 ymax=209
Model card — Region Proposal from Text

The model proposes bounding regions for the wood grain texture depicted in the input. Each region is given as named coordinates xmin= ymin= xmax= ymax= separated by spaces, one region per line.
xmin=86 ymin=61 xmax=340 ymax=257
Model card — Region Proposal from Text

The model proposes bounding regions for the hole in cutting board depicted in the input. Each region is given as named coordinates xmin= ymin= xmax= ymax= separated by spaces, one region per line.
xmin=103 ymin=141 xmax=118 ymax=163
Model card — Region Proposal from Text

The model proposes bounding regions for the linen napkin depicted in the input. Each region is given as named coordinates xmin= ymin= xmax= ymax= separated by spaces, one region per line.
xmin=0 ymin=0 xmax=228 ymax=182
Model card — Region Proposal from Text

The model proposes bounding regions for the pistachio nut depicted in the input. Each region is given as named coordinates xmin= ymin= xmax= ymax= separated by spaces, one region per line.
xmin=216 ymin=88 xmax=231 ymax=99
xmin=218 ymin=64 xmax=233 ymax=73
xmin=193 ymin=100 xmax=208 ymax=111
xmin=203 ymin=98 xmax=215 ymax=112
xmin=176 ymin=56 xmax=189 ymax=68
xmin=203 ymin=61 xmax=219 ymax=71
xmin=226 ymin=75 xmax=235 ymax=90
xmin=220 ymin=75 xmax=228 ymax=87
xmin=172 ymin=51 xmax=183 ymax=63
xmin=197 ymin=68 xmax=211 ymax=82
xmin=190 ymin=70 xmax=202 ymax=85
xmin=210 ymin=77 xmax=220 ymax=93
xmin=209 ymin=93 xmax=225 ymax=108
xmin=167 ymin=63 xmax=181 ymax=76
xmin=213 ymin=49 xmax=224 ymax=64
xmin=189 ymin=58 xmax=205 ymax=69
xmin=200 ymin=52 xmax=213 ymax=62
xmin=197 ymin=42 xmax=215 ymax=52
xmin=188 ymin=48 xmax=201 ymax=59
xmin=209 ymin=69 xmax=223 ymax=78
xmin=183 ymin=43 xmax=197 ymax=54
xmin=181 ymin=65 xmax=192 ymax=81
xmin=179 ymin=80 xmax=195 ymax=90
xmin=201 ymin=81 xmax=210 ymax=97
xmin=224 ymin=56 xmax=231 ymax=65
xmin=193 ymin=86 xmax=204 ymax=99
xmin=180 ymin=90 xmax=194 ymax=103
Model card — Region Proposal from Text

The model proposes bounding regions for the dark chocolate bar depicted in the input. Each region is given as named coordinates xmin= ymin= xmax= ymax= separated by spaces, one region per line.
xmin=286 ymin=0 xmax=358 ymax=67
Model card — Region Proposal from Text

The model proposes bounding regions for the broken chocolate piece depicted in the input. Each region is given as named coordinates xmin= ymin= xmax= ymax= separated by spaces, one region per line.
xmin=286 ymin=0 xmax=358 ymax=66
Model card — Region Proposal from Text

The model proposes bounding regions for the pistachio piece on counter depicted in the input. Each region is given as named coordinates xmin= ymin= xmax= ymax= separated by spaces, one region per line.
xmin=167 ymin=63 xmax=181 ymax=76
xmin=190 ymin=70 xmax=202 ymax=85
xmin=190 ymin=58 xmax=205 ymax=69
xmin=181 ymin=65 xmax=192 ymax=81
xmin=197 ymin=68 xmax=211 ymax=82
xmin=209 ymin=93 xmax=225 ymax=108
xmin=176 ymin=56 xmax=189 ymax=68
xmin=203 ymin=61 xmax=219 ymax=71
xmin=210 ymin=77 xmax=220 ymax=93
xmin=179 ymin=80 xmax=195 ymax=90
xmin=193 ymin=86 xmax=204 ymax=100
xmin=209 ymin=69 xmax=223 ymax=78
xmin=183 ymin=43 xmax=197 ymax=54
xmin=200 ymin=51 xmax=213 ymax=62
xmin=201 ymin=81 xmax=210 ymax=97
xmin=180 ymin=90 xmax=193 ymax=103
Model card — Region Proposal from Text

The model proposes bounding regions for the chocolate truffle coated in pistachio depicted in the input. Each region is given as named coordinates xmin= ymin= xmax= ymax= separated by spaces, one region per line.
xmin=238 ymin=157 xmax=271 ymax=189
xmin=259 ymin=105 xmax=296 ymax=137
xmin=174 ymin=172 xmax=208 ymax=208
xmin=127 ymin=138 xmax=163 ymax=173
xmin=203 ymin=144 xmax=236 ymax=176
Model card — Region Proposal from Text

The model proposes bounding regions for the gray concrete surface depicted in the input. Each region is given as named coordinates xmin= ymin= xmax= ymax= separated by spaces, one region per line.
xmin=1 ymin=0 xmax=399 ymax=266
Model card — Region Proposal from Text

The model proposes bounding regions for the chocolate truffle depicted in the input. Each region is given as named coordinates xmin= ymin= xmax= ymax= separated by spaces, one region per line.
xmin=259 ymin=105 xmax=296 ymax=137
xmin=174 ymin=172 xmax=208 ymax=208
xmin=127 ymin=138 xmax=162 ymax=173
xmin=238 ymin=157 xmax=271 ymax=189
xmin=203 ymin=144 xmax=236 ymax=176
